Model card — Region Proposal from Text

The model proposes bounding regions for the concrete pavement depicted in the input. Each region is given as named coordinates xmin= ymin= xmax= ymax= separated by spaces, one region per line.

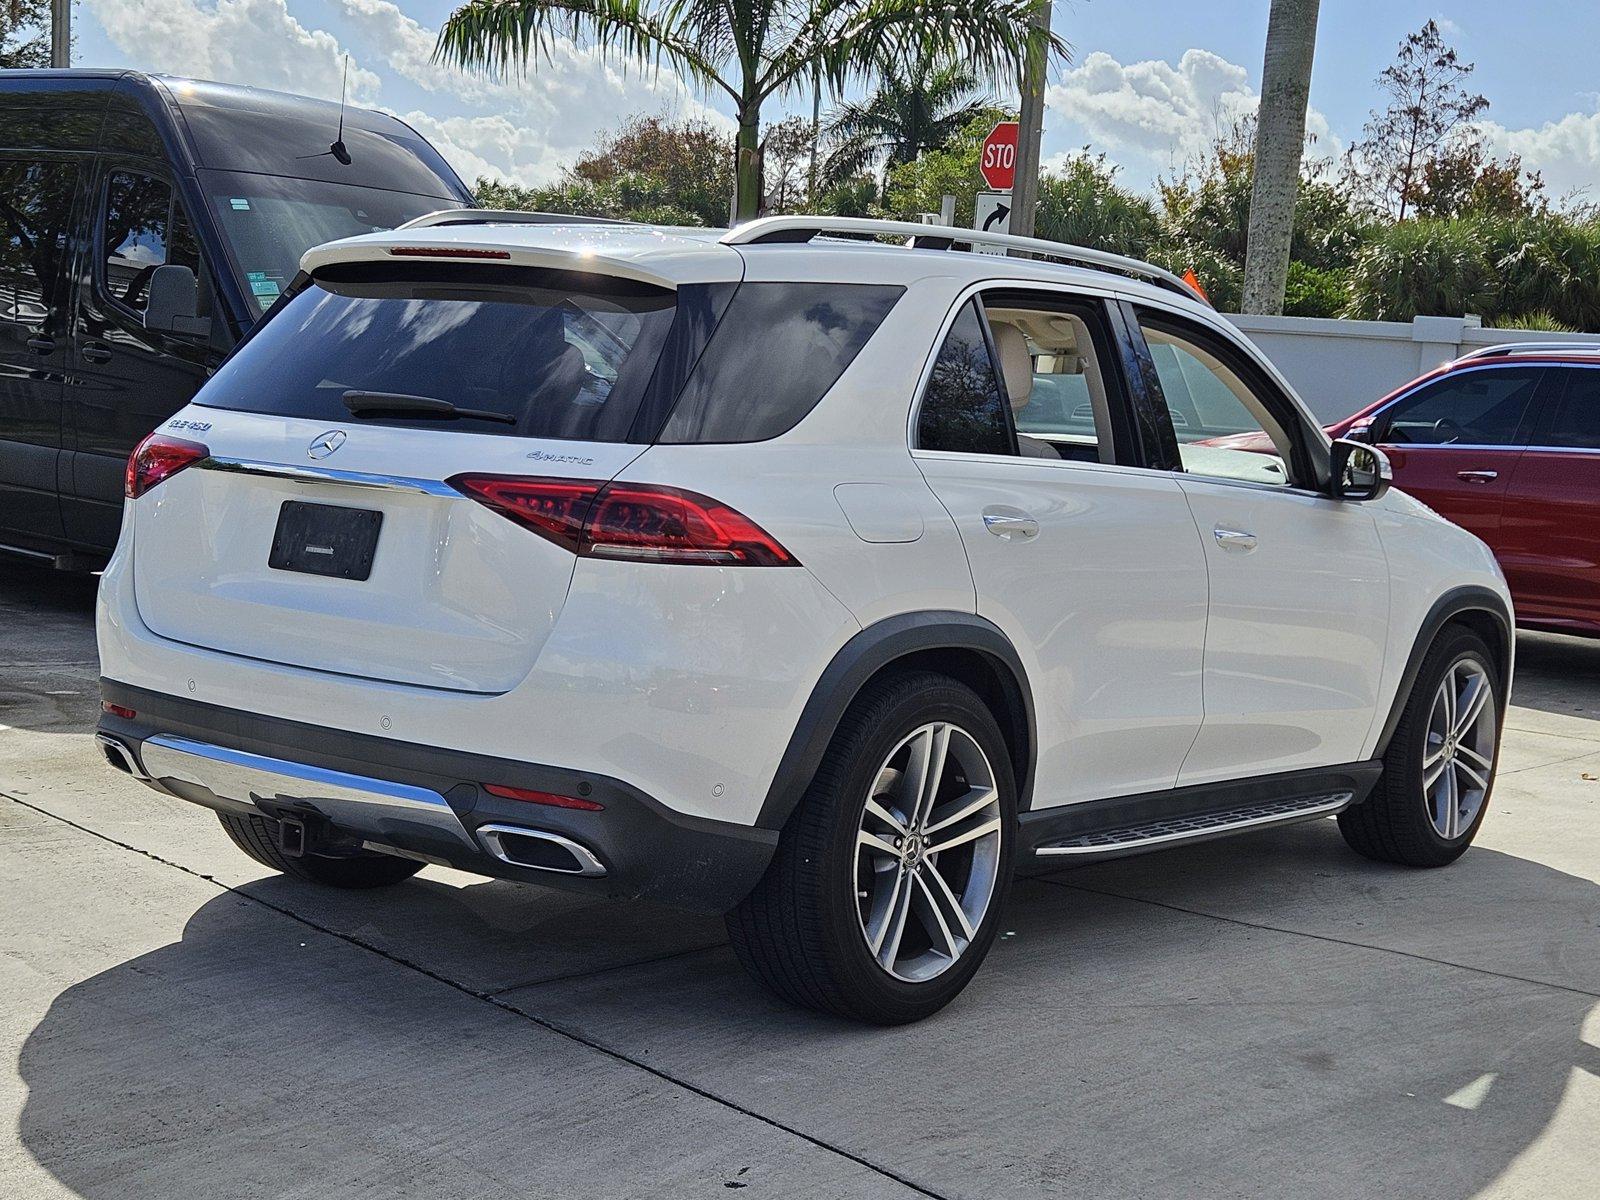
xmin=2 ymin=561 xmax=1596 ymax=1199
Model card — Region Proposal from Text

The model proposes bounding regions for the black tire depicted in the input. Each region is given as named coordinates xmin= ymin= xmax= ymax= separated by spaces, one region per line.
xmin=216 ymin=812 xmax=424 ymax=889
xmin=727 ymin=670 xmax=1017 ymax=1024
xmin=1339 ymin=626 xmax=1501 ymax=867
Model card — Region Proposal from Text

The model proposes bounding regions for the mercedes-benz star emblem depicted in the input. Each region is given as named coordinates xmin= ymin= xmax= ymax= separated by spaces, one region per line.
xmin=307 ymin=430 xmax=347 ymax=460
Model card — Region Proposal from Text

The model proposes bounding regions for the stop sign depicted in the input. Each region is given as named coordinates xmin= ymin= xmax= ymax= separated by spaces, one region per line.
xmin=979 ymin=121 xmax=1019 ymax=191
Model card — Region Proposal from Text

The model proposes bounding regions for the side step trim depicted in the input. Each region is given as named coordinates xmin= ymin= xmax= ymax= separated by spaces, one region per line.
xmin=1035 ymin=792 xmax=1352 ymax=861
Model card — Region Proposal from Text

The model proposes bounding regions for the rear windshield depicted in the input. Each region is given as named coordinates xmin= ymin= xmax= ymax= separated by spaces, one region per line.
xmin=195 ymin=264 xmax=677 ymax=441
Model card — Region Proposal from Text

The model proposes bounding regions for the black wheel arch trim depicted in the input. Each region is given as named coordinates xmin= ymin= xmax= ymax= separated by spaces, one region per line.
xmin=1374 ymin=585 xmax=1513 ymax=758
xmin=755 ymin=611 xmax=1037 ymax=830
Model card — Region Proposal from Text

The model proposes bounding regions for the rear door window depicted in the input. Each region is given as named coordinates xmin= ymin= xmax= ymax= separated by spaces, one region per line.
xmin=195 ymin=263 xmax=678 ymax=442
xmin=1534 ymin=368 xmax=1600 ymax=449
xmin=658 ymin=282 xmax=903 ymax=443
xmin=914 ymin=300 xmax=1015 ymax=456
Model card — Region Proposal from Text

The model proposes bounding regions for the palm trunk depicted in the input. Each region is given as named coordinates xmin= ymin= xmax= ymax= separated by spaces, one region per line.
xmin=735 ymin=107 xmax=763 ymax=224
xmin=1242 ymin=0 xmax=1321 ymax=315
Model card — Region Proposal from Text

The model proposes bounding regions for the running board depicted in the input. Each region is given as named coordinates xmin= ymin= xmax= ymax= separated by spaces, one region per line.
xmin=1034 ymin=791 xmax=1353 ymax=862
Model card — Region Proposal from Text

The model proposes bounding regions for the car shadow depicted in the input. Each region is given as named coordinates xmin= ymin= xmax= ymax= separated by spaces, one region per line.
xmin=1505 ymin=629 xmax=1600 ymax=723
xmin=15 ymin=829 xmax=1599 ymax=1199
xmin=0 ymin=560 xmax=100 ymax=738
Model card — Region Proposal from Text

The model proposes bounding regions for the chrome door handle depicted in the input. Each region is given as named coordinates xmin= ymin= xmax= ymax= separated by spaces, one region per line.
xmin=1213 ymin=526 xmax=1258 ymax=551
xmin=1457 ymin=470 xmax=1498 ymax=484
xmin=982 ymin=508 xmax=1039 ymax=541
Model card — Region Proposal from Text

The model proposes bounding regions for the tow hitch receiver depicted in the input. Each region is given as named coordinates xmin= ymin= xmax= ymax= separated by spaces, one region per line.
xmin=277 ymin=815 xmax=307 ymax=857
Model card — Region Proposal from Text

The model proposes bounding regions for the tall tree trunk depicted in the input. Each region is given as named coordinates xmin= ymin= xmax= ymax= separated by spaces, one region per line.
xmin=735 ymin=106 xmax=763 ymax=224
xmin=1008 ymin=0 xmax=1051 ymax=240
xmin=1242 ymin=0 xmax=1321 ymax=315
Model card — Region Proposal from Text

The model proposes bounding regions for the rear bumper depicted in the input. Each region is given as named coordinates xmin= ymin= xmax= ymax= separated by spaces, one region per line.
xmin=97 ymin=680 xmax=776 ymax=913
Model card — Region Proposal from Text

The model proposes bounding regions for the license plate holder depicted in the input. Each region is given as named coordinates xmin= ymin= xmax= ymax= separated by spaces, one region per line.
xmin=268 ymin=501 xmax=383 ymax=580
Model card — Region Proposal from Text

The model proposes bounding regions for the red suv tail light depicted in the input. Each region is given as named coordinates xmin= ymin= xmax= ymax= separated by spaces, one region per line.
xmin=448 ymin=475 xmax=800 ymax=567
xmin=126 ymin=433 xmax=210 ymax=499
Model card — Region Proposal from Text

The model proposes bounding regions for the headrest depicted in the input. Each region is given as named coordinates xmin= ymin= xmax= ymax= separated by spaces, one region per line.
xmin=990 ymin=322 xmax=1033 ymax=410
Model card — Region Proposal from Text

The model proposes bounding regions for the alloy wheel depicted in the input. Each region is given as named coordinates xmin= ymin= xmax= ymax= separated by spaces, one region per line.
xmin=854 ymin=722 xmax=1004 ymax=983
xmin=1424 ymin=659 xmax=1496 ymax=839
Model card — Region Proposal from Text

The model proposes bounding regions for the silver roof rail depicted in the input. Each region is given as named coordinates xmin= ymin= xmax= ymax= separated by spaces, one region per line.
xmin=398 ymin=208 xmax=633 ymax=230
xmin=722 ymin=215 xmax=1209 ymax=306
xmin=1456 ymin=340 xmax=1600 ymax=362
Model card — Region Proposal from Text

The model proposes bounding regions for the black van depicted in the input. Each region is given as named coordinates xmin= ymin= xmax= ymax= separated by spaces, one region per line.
xmin=0 ymin=70 xmax=474 ymax=565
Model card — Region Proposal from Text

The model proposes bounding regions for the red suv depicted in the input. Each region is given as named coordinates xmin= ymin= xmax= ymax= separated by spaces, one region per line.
xmin=1336 ymin=344 xmax=1600 ymax=638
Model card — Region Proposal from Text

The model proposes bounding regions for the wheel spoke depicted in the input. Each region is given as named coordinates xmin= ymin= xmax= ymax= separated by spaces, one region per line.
xmin=926 ymin=815 xmax=1003 ymax=856
xmin=911 ymin=871 xmax=960 ymax=960
xmin=863 ymin=797 xmax=907 ymax=836
xmin=1440 ymin=671 xmax=1458 ymax=736
xmin=1454 ymin=673 xmax=1490 ymax=738
xmin=876 ymin=869 xmax=914 ymax=968
xmin=1455 ymin=757 xmax=1489 ymax=792
xmin=857 ymin=828 xmax=900 ymax=861
xmin=920 ymin=859 xmax=977 ymax=942
xmin=1457 ymin=741 xmax=1493 ymax=772
xmin=923 ymin=785 xmax=998 ymax=836
xmin=912 ymin=724 xmax=951 ymax=828
xmin=1441 ymin=765 xmax=1460 ymax=838
xmin=1423 ymin=753 xmax=1451 ymax=791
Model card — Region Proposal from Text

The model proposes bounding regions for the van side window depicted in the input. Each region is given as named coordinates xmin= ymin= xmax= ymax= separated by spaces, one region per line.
xmin=916 ymin=300 xmax=1015 ymax=456
xmin=102 ymin=171 xmax=178 ymax=314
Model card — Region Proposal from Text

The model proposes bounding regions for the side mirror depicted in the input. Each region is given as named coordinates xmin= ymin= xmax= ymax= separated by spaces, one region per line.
xmin=1330 ymin=437 xmax=1392 ymax=502
xmin=144 ymin=264 xmax=211 ymax=337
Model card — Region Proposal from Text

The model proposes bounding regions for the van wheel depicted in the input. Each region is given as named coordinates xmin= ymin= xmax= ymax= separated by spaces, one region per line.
xmin=1339 ymin=627 xmax=1500 ymax=867
xmin=727 ymin=671 xmax=1016 ymax=1024
xmin=216 ymin=812 xmax=424 ymax=888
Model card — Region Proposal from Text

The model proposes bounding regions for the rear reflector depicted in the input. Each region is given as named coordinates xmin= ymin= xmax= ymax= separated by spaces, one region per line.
xmin=482 ymin=783 xmax=605 ymax=811
xmin=101 ymin=702 xmax=137 ymax=720
xmin=448 ymin=475 xmax=800 ymax=567
xmin=126 ymin=433 xmax=209 ymax=499
xmin=389 ymin=246 xmax=511 ymax=260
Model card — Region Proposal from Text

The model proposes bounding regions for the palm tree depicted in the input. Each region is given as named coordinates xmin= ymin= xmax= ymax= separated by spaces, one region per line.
xmin=435 ymin=0 xmax=1065 ymax=223
xmin=821 ymin=57 xmax=992 ymax=191
xmin=1241 ymin=0 xmax=1321 ymax=314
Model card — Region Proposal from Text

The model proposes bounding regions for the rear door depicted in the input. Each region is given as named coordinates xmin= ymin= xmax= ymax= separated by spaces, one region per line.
xmin=130 ymin=259 xmax=707 ymax=693
xmin=1498 ymin=366 xmax=1600 ymax=631
xmin=0 ymin=153 xmax=83 ymax=551
xmin=911 ymin=287 xmax=1210 ymax=806
xmin=1366 ymin=365 xmax=1547 ymax=551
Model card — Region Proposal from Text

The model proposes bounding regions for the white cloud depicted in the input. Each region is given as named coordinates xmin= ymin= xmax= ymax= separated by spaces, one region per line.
xmin=1044 ymin=48 xmax=1341 ymax=182
xmin=332 ymin=0 xmax=729 ymax=185
xmin=1481 ymin=110 xmax=1600 ymax=203
xmin=86 ymin=0 xmax=731 ymax=188
xmin=85 ymin=0 xmax=380 ymax=103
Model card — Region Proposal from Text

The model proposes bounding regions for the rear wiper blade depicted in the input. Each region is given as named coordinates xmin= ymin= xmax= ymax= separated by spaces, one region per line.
xmin=342 ymin=390 xmax=516 ymax=426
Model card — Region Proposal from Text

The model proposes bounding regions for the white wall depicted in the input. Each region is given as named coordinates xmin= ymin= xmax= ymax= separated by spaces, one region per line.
xmin=1222 ymin=313 xmax=1600 ymax=423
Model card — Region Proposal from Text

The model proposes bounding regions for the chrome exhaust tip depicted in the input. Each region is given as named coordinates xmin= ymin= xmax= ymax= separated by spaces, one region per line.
xmin=475 ymin=823 xmax=606 ymax=877
xmin=95 ymin=732 xmax=149 ymax=780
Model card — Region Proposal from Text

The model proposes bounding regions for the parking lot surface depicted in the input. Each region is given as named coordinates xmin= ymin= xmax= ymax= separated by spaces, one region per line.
xmin=2 ymin=562 xmax=1597 ymax=1199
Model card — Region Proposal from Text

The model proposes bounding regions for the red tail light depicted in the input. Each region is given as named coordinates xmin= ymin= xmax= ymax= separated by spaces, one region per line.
xmin=126 ymin=433 xmax=209 ymax=499
xmin=448 ymin=475 xmax=800 ymax=567
xmin=482 ymin=783 xmax=605 ymax=812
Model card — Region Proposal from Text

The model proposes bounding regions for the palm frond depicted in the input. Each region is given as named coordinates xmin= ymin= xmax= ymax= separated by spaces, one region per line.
xmin=435 ymin=0 xmax=739 ymax=102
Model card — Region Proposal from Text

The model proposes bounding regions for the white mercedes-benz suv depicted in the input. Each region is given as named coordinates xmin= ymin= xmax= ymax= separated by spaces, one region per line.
xmin=97 ymin=214 xmax=1512 ymax=1023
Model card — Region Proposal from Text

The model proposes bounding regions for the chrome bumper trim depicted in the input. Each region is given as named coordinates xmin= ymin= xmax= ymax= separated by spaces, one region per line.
xmin=476 ymin=823 xmax=607 ymax=877
xmin=139 ymin=734 xmax=478 ymax=852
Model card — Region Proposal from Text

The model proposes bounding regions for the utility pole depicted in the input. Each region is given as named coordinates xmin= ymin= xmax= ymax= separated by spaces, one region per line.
xmin=50 ymin=0 xmax=70 ymax=67
xmin=1008 ymin=0 xmax=1051 ymax=239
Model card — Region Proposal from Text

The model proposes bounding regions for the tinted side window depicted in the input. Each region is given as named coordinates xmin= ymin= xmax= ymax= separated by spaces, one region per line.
xmin=659 ymin=282 xmax=903 ymax=443
xmin=1377 ymin=368 xmax=1540 ymax=446
xmin=916 ymin=300 xmax=1013 ymax=456
xmin=0 ymin=158 xmax=79 ymax=328
xmin=1541 ymin=369 xmax=1600 ymax=449
xmin=102 ymin=171 xmax=174 ymax=314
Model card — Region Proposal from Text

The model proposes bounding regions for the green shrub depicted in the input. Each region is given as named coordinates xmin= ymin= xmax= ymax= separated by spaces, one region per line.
xmin=1283 ymin=262 xmax=1348 ymax=318
xmin=1490 ymin=310 xmax=1579 ymax=332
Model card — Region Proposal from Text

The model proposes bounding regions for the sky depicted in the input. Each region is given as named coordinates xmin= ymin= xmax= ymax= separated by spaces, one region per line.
xmin=64 ymin=0 xmax=1600 ymax=202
